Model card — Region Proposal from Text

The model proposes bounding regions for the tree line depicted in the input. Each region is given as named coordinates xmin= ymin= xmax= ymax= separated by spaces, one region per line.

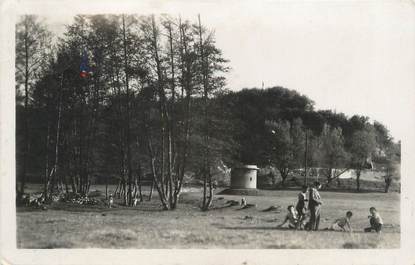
xmin=220 ymin=88 xmax=400 ymax=191
xmin=15 ymin=14 xmax=400 ymax=211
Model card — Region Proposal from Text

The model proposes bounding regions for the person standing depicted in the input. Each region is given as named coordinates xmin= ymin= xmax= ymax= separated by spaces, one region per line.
xmin=308 ymin=181 xmax=323 ymax=231
xmin=295 ymin=185 xmax=308 ymax=229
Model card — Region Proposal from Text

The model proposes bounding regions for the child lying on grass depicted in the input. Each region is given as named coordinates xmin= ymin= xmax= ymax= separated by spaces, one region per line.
xmin=324 ymin=211 xmax=353 ymax=232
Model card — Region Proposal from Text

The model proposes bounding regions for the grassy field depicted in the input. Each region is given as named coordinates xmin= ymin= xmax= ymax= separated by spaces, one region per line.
xmin=16 ymin=185 xmax=400 ymax=249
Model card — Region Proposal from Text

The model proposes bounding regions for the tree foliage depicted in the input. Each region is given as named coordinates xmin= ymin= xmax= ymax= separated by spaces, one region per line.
xmin=15 ymin=15 xmax=52 ymax=198
xmin=316 ymin=124 xmax=349 ymax=184
xmin=349 ymin=126 xmax=377 ymax=191
xmin=263 ymin=118 xmax=305 ymax=186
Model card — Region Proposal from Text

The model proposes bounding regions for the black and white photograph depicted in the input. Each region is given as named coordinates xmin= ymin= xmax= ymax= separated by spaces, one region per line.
xmin=1 ymin=0 xmax=415 ymax=264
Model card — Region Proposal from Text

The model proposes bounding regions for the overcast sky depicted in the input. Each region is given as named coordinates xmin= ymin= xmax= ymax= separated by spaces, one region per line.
xmin=20 ymin=0 xmax=415 ymax=141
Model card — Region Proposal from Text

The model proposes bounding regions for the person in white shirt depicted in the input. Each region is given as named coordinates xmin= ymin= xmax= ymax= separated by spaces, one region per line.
xmin=364 ymin=207 xmax=383 ymax=233
xmin=308 ymin=181 xmax=323 ymax=231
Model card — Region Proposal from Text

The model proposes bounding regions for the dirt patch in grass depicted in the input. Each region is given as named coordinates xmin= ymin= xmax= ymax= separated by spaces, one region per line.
xmin=218 ymin=189 xmax=261 ymax=196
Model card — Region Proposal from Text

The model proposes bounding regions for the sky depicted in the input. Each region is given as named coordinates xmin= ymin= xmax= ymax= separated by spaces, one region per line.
xmin=18 ymin=0 xmax=415 ymax=141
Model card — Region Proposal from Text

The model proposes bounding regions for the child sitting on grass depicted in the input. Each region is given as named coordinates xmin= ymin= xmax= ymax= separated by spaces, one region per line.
xmin=364 ymin=207 xmax=383 ymax=233
xmin=325 ymin=211 xmax=353 ymax=232
xmin=277 ymin=205 xmax=298 ymax=229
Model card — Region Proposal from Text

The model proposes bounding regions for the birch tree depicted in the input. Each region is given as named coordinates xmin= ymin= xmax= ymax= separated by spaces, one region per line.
xmin=15 ymin=15 xmax=51 ymax=198
xmin=195 ymin=15 xmax=229 ymax=210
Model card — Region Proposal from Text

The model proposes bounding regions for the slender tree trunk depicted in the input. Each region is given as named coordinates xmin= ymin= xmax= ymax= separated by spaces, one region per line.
xmin=207 ymin=172 xmax=214 ymax=208
xmin=148 ymin=143 xmax=169 ymax=209
xmin=86 ymin=180 xmax=91 ymax=195
xmin=326 ymin=167 xmax=333 ymax=186
xmin=83 ymin=74 xmax=99 ymax=197
xmin=280 ymin=169 xmax=288 ymax=186
xmin=133 ymin=177 xmax=138 ymax=199
xmin=64 ymin=176 xmax=69 ymax=194
xmin=150 ymin=158 xmax=169 ymax=209
xmin=105 ymin=174 xmax=108 ymax=200
xmin=50 ymin=73 xmax=64 ymax=199
xmin=167 ymin=21 xmax=175 ymax=208
xmin=304 ymin=129 xmax=308 ymax=186
xmin=384 ymin=168 xmax=392 ymax=193
xmin=356 ymin=169 xmax=361 ymax=191
xmin=281 ymin=176 xmax=286 ymax=186
xmin=161 ymin=114 xmax=166 ymax=198
xmin=123 ymin=177 xmax=128 ymax=205
xmin=385 ymin=179 xmax=391 ymax=193
xmin=43 ymin=121 xmax=50 ymax=199
xmin=198 ymin=14 xmax=214 ymax=211
xmin=114 ymin=179 xmax=120 ymax=198
xmin=122 ymin=15 xmax=133 ymax=206
xmin=269 ymin=172 xmax=276 ymax=186
xmin=150 ymin=15 xmax=171 ymax=209
xmin=138 ymin=163 xmax=143 ymax=202
xmin=172 ymin=19 xmax=193 ymax=209
xmin=148 ymin=179 xmax=154 ymax=201
xmin=78 ymin=100 xmax=85 ymax=195
xmin=199 ymin=15 xmax=207 ymax=210
xmin=71 ymin=112 xmax=78 ymax=193
xmin=202 ymin=169 xmax=207 ymax=208
xmin=145 ymin=120 xmax=169 ymax=209
xmin=71 ymin=176 xmax=77 ymax=194
xmin=173 ymin=91 xmax=191 ymax=208
xmin=20 ymin=28 xmax=30 ymax=197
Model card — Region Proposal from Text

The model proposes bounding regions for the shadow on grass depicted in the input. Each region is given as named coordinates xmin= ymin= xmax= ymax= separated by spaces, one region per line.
xmin=216 ymin=225 xmax=375 ymax=234
xmin=17 ymin=202 xmax=166 ymax=213
xmin=16 ymin=206 xmax=45 ymax=213
xmin=259 ymin=186 xmax=390 ymax=194
xmin=217 ymin=187 xmax=395 ymax=197
xmin=320 ymin=188 xmax=388 ymax=194
xmin=216 ymin=226 xmax=287 ymax=231
xmin=209 ymin=204 xmax=236 ymax=211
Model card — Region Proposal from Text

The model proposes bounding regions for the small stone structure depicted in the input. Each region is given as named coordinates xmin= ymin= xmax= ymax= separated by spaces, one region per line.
xmin=230 ymin=165 xmax=259 ymax=189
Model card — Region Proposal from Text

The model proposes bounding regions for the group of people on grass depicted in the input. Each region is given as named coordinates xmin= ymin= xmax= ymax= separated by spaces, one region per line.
xmin=277 ymin=181 xmax=383 ymax=233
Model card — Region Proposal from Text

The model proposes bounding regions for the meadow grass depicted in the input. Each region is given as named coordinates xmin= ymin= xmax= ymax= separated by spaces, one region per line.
xmin=17 ymin=186 xmax=400 ymax=249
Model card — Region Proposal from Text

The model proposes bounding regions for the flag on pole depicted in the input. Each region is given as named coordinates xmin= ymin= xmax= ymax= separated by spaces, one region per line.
xmin=80 ymin=49 xmax=92 ymax=78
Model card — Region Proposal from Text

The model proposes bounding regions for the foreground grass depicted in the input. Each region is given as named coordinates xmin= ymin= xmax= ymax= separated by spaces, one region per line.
xmin=17 ymin=187 xmax=400 ymax=249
